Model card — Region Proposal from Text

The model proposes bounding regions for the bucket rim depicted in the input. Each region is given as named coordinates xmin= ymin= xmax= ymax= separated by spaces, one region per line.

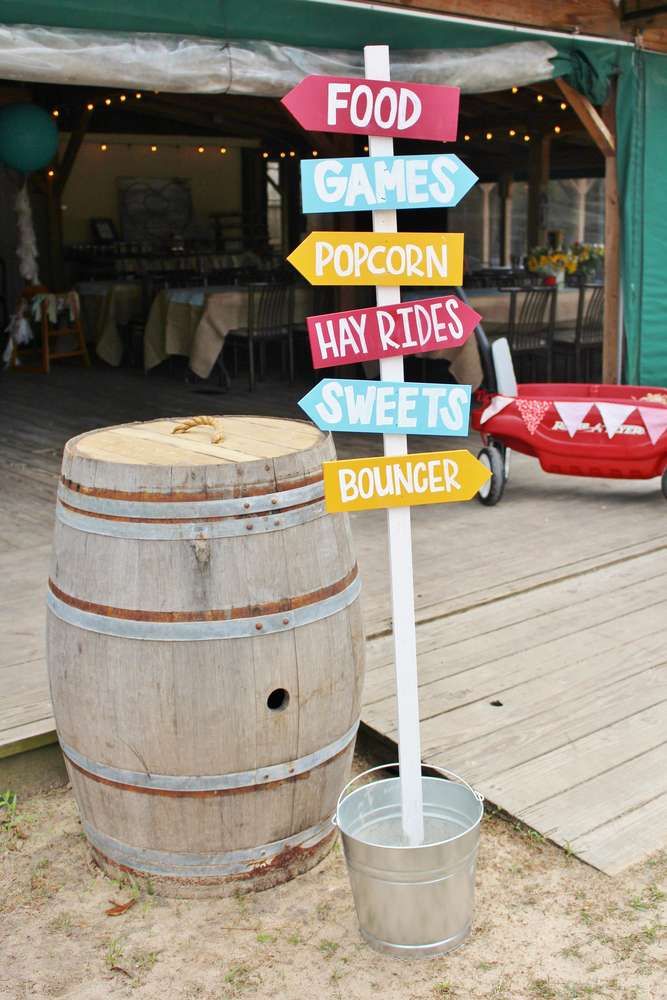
xmin=334 ymin=764 xmax=484 ymax=851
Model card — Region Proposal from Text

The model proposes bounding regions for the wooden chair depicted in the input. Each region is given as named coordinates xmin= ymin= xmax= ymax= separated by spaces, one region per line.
xmin=8 ymin=286 xmax=90 ymax=374
xmin=553 ymin=283 xmax=603 ymax=381
xmin=495 ymin=286 xmax=557 ymax=381
xmin=227 ymin=283 xmax=294 ymax=391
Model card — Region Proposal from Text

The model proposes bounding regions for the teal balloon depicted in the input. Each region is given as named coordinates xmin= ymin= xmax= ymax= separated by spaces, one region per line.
xmin=0 ymin=104 xmax=59 ymax=173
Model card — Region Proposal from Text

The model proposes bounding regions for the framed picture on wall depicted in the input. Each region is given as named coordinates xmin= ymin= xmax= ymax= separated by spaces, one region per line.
xmin=91 ymin=217 xmax=118 ymax=243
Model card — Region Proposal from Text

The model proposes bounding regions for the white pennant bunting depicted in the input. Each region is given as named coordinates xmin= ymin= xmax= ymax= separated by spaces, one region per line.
xmin=480 ymin=394 xmax=514 ymax=425
xmin=596 ymin=402 xmax=636 ymax=439
xmin=639 ymin=405 xmax=667 ymax=444
xmin=553 ymin=401 xmax=592 ymax=438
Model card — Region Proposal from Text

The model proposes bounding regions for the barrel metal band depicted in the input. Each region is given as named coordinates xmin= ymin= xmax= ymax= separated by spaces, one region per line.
xmin=47 ymin=572 xmax=361 ymax=640
xmin=61 ymin=720 xmax=358 ymax=795
xmin=58 ymin=479 xmax=324 ymax=520
xmin=56 ymin=497 xmax=326 ymax=540
xmin=84 ymin=818 xmax=334 ymax=878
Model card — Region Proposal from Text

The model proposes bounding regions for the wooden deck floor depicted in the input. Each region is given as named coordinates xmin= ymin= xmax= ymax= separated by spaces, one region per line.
xmin=1 ymin=363 xmax=666 ymax=874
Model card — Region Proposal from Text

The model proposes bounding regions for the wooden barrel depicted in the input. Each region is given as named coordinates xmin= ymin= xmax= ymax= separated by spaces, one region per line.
xmin=47 ymin=416 xmax=364 ymax=896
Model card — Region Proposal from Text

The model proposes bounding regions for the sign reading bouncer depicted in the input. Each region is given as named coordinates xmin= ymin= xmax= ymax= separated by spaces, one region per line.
xmin=284 ymin=48 xmax=488 ymax=859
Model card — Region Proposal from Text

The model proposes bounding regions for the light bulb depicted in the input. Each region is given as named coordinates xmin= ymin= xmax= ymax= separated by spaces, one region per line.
xmin=560 ymin=102 xmax=567 ymax=110
xmin=150 ymin=145 xmax=158 ymax=152
xmin=509 ymin=129 xmax=516 ymax=137
xmin=554 ymin=125 xmax=561 ymax=134
xmin=197 ymin=146 xmax=205 ymax=153
xmin=523 ymin=134 xmax=530 ymax=142
xmin=312 ymin=150 xmax=318 ymax=156
xmin=289 ymin=150 xmax=296 ymax=157
xmin=104 ymin=98 xmax=112 ymax=106
xmin=120 ymin=95 xmax=127 ymax=102
xmin=47 ymin=169 xmax=55 ymax=178
xmin=486 ymin=131 xmax=493 ymax=140
xmin=100 ymin=144 xmax=108 ymax=152
xmin=86 ymin=103 xmax=94 ymax=111
xmin=537 ymin=94 xmax=544 ymax=103
xmin=511 ymin=86 xmax=518 ymax=94
xmin=219 ymin=147 xmax=227 ymax=154
xmin=262 ymin=152 xmax=269 ymax=159
xmin=280 ymin=151 xmax=286 ymax=158
xmin=463 ymin=134 xmax=470 ymax=141
xmin=52 ymin=109 xmax=59 ymax=118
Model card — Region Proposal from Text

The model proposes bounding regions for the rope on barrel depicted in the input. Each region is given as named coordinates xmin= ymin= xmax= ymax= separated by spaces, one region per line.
xmin=171 ymin=415 xmax=224 ymax=444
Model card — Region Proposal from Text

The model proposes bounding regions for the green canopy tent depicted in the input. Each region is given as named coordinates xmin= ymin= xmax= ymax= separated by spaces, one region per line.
xmin=0 ymin=0 xmax=664 ymax=384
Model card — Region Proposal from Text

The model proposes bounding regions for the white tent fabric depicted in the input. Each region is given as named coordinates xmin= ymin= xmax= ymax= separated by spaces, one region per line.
xmin=0 ymin=23 xmax=558 ymax=96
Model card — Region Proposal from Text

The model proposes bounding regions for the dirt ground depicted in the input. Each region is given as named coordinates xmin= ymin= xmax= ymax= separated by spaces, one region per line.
xmin=1 ymin=749 xmax=665 ymax=1000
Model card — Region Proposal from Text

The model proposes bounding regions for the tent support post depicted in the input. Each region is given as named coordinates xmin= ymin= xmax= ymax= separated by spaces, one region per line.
xmin=556 ymin=76 xmax=620 ymax=384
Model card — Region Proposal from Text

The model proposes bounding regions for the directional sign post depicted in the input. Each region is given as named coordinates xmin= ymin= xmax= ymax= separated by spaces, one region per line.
xmin=300 ymin=153 xmax=478 ymax=214
xmin=282 ymin=46 xmax=484 ymax=850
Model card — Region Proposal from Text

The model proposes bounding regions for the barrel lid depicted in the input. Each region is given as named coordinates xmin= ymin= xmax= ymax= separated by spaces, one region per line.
xmin=72 ymin=416 xmax=325 ymax=466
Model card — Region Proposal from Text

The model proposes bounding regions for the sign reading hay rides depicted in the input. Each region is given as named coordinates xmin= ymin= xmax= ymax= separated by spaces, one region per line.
xmin=283 ymin=47 xmax=486 ymax=853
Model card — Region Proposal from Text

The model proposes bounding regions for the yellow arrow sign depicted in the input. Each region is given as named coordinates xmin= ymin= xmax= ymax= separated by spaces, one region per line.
xmin=287 ymin=231 xmax=464 ymax=286
xmin=322 ymin=450 xmax=491 ymax=513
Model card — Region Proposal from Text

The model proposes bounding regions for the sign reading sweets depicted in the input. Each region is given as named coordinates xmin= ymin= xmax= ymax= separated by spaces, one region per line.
xmin=299 ymin=379 xmax=471 ymax=436
xmin=287 ymin=231 xmax=464 ymax=286
xmin=307 ymin=294 xmax=480 ymax=369
xmin=300 ymin=154 xmax=478 ymax=214
xmin=323 ymin=450 xmax=491 ymax=513
xmin=282 ymin=76 xmax=460 ymax=141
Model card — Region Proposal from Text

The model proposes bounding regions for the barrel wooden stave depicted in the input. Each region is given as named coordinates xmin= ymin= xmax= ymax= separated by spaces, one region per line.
xmin=48 ymin=417 xmax=364 ymax=895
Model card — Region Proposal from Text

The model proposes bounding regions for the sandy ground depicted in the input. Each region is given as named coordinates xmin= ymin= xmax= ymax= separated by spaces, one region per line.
xmin=1 ymin=750 xmax=665 ymax=1000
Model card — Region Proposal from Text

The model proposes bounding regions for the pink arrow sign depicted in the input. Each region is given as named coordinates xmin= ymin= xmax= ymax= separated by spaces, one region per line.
xmin=307 ymin=294 xmax=480 ymax=369
xmin=282 ymin=75 xmax=460 ymax=141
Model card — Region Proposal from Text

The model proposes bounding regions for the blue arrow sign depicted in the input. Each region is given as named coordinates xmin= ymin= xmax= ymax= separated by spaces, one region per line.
xmin=300 ymin=153 xmax=477 ymax=214
xmin=299 ymin=378 xmax=472 ymax=436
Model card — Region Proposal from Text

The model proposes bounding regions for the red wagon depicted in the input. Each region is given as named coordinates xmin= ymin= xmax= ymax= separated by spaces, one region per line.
xmin=470 ymin=337 xmax=667 ymax=505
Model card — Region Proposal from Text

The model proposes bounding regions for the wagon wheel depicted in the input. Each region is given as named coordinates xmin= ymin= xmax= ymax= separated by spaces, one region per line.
xmin=662 ymin=469 xmax=667 ymax=500
xmin=476 ymin=445 xmax=506 ymax=506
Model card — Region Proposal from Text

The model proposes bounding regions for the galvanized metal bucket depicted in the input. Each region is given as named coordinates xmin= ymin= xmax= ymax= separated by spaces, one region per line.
xmin=334 ymin=764 xmax=484 ymax=958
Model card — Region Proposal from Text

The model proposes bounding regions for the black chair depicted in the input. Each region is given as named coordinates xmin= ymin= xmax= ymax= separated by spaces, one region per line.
xmin=553 ymin=283 xmax=603 ymax=381
xmin=227 ymin=282 xmax=294 ymax=391
xmin=494 ymin=286 xmax=557 ymax=381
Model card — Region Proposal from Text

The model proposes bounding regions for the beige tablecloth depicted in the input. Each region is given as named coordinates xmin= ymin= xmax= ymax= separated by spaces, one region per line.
xmin=143 ymin=286 xmax=314 ymax=376
xmin=78 ymin=282 xmax=143 ymax=367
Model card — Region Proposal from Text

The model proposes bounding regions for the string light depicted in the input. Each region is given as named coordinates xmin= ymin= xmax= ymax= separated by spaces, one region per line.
xmin=485 ymin=131 xmax=493 ymax=140
xmin=197 ymin=146 xmax=205 ymax=153
xmin=86 ymin=103 xmax=94 ymax=111
xmin=312 ymin=150 xmax=318 ymax=156
xmin=150 ymin=144 xmax=158 ymax=152
xmin=280 ymin=151 xmax=286 ymax=158
xmin=509 ymin=129 xmax=516 ymax=137
xmin=523 ymin=134 xmax=530 ymax=142
xmin=262 ymin=151 xmax=269 ymax=159
xmin=104 ymin=98 xmax=112 ymax=106
xmin=135 ymin=92 xmax=142 ymax=99
xmin=119 ymin=95 xmax=127 ymax=102
xmin=52 ymin=109 xmax=59 ymax=118
xmin=47 ymin=169 xmax=55 ymax=178
xmin=463 ymin=134 xmax=470 ymax=141
xmin=363 ymin=145 xmax=368 ymax=152
xmin=289 ymin=150 xmax=296 ymax=157
xmin=219 ymin=146 xmax=227 ymax=154
xmin=537 ymin=94 xmax=544 ymax=102
xmin=100 ymin=144 xmax=108 ymax=152
xmin=511 ymin=86 xmax=518 ymax=94
xmin=560 ymin=101 xmax=567 ymax=110
xmin=554 ymin=125 xmax=561 ymax=134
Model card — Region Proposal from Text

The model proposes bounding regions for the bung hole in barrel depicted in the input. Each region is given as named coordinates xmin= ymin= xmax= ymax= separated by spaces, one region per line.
xmin=267 ymin=688 xmax=290 ymax=711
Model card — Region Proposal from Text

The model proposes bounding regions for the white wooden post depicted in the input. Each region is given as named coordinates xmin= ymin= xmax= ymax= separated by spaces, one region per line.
xmin=363 ymin=44 xmax=424 ymax=846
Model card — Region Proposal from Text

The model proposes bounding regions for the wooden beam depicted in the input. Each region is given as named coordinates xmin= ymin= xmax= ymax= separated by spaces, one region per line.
xmin=354 ymin=0 xmax=631 ymax=40
xmin=602 ymin=80 xmax=621 ymax=384
xmin=55 ymin=106 xmax=92 ymax=197
xmin=555 ymin=78 xmax=615 ymax=158
xmin=527 ymin=133 xmax=551 ymax=248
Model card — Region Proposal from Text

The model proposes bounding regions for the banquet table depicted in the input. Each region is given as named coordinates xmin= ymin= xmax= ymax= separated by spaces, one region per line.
xmin=77 ymin=281 xmax=143 ymax=367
